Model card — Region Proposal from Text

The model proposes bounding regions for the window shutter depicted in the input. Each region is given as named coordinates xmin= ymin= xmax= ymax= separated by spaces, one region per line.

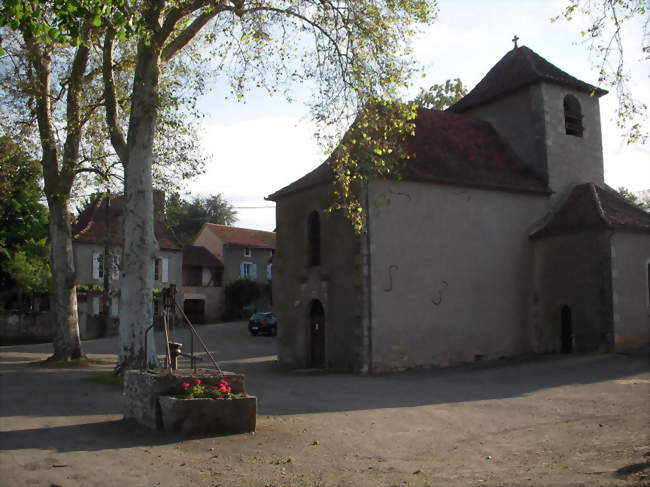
xmin=162 ymin=257 xmax=169 ymax=283
xmin=92 ymin=296 xmax=100 ymax=315
xmin=251 ymin=264 xmax=258 ymax=280
xmin=240 ymin=262 xmax=245 ymax=277
xmin=92 ymin=252 xmax=101 ymax=279
xmin=111 ymin=253 xmax=120 ymax=281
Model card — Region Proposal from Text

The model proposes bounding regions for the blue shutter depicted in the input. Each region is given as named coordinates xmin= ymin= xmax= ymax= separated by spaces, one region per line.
xmin=251 ymin=264 xmax=258 ymax=280
xmin=239 ymin=262 xmax=245 ymax=278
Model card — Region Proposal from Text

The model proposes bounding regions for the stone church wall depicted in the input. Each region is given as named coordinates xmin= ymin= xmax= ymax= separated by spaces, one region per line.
xmin=610 ymin=231 xmax=650 ymax=350
xmin=531 ymin=230 xmax=613 ymax=353
xmin=273 ymin=184 xmax=366 ymax=372
xmin=367 ymin=179 xmax=548 ymax=371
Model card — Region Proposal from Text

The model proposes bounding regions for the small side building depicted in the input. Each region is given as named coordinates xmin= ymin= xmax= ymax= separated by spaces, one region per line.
xmin=180 ymin=245 xmax=224 ymax=324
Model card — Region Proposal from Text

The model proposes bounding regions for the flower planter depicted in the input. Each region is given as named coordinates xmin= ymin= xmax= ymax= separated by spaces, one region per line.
xmin=123 ymin=370 xmax=246 ymax=430
xmin=158 ymin=395 xmax=257 ymax=434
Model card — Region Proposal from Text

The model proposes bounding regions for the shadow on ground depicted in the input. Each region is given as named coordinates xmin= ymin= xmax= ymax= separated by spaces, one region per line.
xmin=2 ymin=322 xmax=649 ymax=421
xmin=0 ymin=419 xmax=203 ymax=453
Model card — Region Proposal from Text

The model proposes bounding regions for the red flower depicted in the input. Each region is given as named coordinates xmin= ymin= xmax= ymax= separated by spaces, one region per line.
xmin=193 ymin=379 xmax=201 ymax=385
xmin=181 ymin=382 xmax=190 ymax=388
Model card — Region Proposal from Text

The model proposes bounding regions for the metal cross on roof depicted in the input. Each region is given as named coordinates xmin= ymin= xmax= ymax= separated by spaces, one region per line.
xmin=512 ymin=35 xmax=519 ymax=48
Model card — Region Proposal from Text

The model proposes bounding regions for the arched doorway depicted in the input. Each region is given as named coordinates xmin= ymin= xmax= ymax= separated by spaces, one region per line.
xmin=309 ymin=300 xmax=325 ymax=368
xmin=561 ymin=305 xmax=573 ymax=353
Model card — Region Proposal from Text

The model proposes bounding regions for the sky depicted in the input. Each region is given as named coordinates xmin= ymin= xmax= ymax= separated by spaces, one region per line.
xmin=189 ymin=0 xmax=650 ymax=232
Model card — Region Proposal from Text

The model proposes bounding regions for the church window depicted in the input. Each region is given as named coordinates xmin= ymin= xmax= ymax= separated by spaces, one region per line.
xmin=307 ymin=211 xmax=321 ymax=267
xmin=564 ymin=95 xmax=583 ymax=137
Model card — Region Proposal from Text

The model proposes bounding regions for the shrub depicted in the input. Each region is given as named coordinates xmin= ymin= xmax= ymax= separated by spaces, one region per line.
xmin=223 ymin=278 xmax=261 ymax=320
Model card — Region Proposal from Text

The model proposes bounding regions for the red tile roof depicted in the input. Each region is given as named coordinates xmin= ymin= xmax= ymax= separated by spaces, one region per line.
xmin=201 ymin=223 xmax=276 ymax=249
xmin=267 ymin=108 xmax=548 ymax=200
xmin=182 ymin=245 xmax=223 ymax=268
xmin=449 ymin=45 xmax=607 ymax=114
xmin=531 ymin=183 xmax=650 ymax=238
xmin=73 ymin=194 xmax=181 ymax=250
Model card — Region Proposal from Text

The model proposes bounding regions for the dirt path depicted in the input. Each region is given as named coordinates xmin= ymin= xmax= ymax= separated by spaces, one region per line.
xmin=1 ymin=322 xmax=649 ymax=486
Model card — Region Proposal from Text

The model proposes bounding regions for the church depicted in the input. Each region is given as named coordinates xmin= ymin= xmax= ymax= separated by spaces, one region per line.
xmin=267 ymin=45 xmax=650 ymax=374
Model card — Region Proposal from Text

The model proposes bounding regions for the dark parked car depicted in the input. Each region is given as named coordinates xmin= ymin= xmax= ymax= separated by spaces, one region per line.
xmin=248 ymin=312 xmax=277 ymax=336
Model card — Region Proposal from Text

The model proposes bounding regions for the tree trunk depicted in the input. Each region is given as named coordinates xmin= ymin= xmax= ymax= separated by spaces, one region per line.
xmin=116 ymin=37 xmax=161 ymax=372
xmin=48 ymin=196 xmax=83 ymax=360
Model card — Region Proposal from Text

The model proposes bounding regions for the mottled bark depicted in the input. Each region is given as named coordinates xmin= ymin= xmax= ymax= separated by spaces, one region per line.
xmin=110 ymin=0 xmax=218 ymax=372
xmin=26 ymin=38 xmax=88 ymax=361
xmin=48 ymin=196 xmax=83 ymax=360
xmin=116 ymin=35 xmax=162 ymax=372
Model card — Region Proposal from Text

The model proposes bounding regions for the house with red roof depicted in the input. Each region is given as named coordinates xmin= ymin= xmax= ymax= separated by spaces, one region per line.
xmin=268 ymin=45 xmax=650 ymax=373
xmin=72 ymin=191 xmax=182 ymax=337
xmin=193 ymin=223 xmax=276 ymax=288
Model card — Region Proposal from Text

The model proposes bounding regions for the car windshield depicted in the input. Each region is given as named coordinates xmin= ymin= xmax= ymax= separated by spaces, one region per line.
xmin=251 ymin=312 xmax=272 ymax=320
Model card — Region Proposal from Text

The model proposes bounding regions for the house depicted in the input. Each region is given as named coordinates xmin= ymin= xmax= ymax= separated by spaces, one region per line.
xmin=268 ymin=45 xmax=650 ymax=373
xmin=72 ymin=191 xmax=182 ymax=337
xmin=181 ymin=244 xmax=224 ymax=324
xmin=193 ymin=224 xmax=276 ymax=285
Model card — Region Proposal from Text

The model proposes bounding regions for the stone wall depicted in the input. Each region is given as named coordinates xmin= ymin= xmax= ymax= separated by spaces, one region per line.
xmin=0 ymin=311 xmax=52 ymax=345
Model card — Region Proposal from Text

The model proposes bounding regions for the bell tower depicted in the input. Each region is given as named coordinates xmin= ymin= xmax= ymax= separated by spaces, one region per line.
xmin=448 ymin=45 xmax=607 ymax=203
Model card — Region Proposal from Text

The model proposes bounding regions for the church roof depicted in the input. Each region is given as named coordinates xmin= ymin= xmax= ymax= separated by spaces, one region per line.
xmin=448 ymin=45 xmax=607 ymax=114
xmin=267 ymin=108 xmax=549 ymax=200
xmin=73 ymin=194 xmax=182 ymax=250
xmin=531 ymin=183 xmax=650 ymax=238
xmin=199 ymin=223 xmax=276 ymax=249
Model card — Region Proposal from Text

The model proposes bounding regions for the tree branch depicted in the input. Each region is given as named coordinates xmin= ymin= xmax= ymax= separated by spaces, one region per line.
xmin=161 ymin=8 xmax=220 ymax=62
xmin=102 ymin=28 xmax=128 ymax=163
xmin=60 ymin=39 xmax=91 ymax=193
xmin=23 ymin=38 xmax=59 ymax=195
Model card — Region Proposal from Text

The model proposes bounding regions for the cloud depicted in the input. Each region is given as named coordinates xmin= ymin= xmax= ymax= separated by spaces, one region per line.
xmin=194 ymin=116 xmax=324 ymax=231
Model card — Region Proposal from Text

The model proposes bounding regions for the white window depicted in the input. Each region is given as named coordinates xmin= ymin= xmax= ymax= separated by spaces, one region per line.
xmin=240 ymin=262 xmax=257 ymax=279
xmin=244 ymin=247 xmax=252 ymax=257
xmin=154 ymin=257 xmax=169 ymax=283
xmin=92 ymin=252 xmax=103 ymax=280
xmin=266 ymin=263 xmax=272 ymax=281
xmin=93 ymin=251 xmax=120 ymax=280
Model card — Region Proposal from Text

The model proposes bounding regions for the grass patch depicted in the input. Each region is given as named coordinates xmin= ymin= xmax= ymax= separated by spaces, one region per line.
xmin=85 ymin=372 xmax=123 ymax=387
xmin=29 ymin=357 xmax=110 ymax=368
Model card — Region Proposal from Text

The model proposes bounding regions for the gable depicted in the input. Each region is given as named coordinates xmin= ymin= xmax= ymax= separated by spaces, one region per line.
xmin=448 ymin=45 xmax=607 ymax=114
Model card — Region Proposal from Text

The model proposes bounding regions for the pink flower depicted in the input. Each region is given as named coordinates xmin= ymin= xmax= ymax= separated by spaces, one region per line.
xmin=193 ymin=379 xmax=201 ymax=385
xmin=181 ymin=382 xmax=190 ymax=388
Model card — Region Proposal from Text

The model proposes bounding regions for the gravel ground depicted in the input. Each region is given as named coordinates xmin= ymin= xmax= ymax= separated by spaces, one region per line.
xmin=1 ymin=321 xmax=649 ymax=487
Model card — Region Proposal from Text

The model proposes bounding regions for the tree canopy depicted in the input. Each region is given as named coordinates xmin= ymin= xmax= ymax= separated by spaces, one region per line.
xmin=0 ymin=136 xmax=50 ymax=309
xmin=166 ymin=193 xmax=237 ymax=243
xmin=412 ymin=78 xmax=467 ymax=110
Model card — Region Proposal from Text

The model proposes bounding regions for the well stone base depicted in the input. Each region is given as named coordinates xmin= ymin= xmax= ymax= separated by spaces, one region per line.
xmin=123 ymin=369 xmax=246 ymax=430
